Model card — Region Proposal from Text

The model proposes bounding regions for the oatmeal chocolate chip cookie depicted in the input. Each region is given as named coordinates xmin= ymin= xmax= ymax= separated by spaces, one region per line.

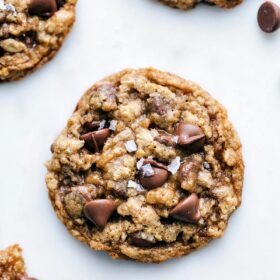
xmin=158 ymin=0 xmax=243 ymax=9
xmin=0 ymin=0 xmax=76 ymax=82
xmin=46 ymin=68 xmax=244 ymax=263
xmin=0 ymin=244 xmax=36 ymax=280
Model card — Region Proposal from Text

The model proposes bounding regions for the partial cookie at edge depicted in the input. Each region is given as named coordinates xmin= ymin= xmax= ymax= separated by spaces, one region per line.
xmin=158 ymin=0 xmax=243 ymax=9
xmin=0 ymin=0 xmax=76 ymax=82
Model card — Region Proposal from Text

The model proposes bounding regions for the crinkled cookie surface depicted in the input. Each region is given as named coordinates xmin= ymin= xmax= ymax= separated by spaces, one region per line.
xmin=0 ymin=0 xmax=76 ymax=82
xmin=0 ymin=244 xmax=34 ymax=280
xmin=46 ymin=68 xmax=244 ymax=263
xmin=159 ymin=0 xmax=243 ymax=9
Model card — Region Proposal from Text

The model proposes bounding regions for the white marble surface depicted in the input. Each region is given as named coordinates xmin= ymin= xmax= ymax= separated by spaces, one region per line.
xmin=0 ymin=0 xmax=280 ymax=279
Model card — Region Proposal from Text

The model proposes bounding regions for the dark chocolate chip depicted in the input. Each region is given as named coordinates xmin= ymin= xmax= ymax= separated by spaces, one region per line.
xmin=20 ymin=32 xmax=38 ymax=49
xmin=83 ymin=199 xmax=117 ymax=230
xmin=169 ymin=193 xmax=201 ymax=223
xmin=258 ymin=1 xmax=280 ymax=33
xmin=80 ymin=128 xmax=110 ymax=153
xmin=0 ymin=47 xmax=4 ymax=57
xmin=56 ymin=0 xmax=66 ymax=8
xmin=129 ymin=232 xmax=156 ymax=248
xmin=139 ymin=159 xmax=168 ymax=189
xmin=84 ymin=121 xmax=102 ymax=132
xmin=176 ymin=123 xmax=205 ymax=152
xmin=28 ymin=0 xmax=57 ymax=17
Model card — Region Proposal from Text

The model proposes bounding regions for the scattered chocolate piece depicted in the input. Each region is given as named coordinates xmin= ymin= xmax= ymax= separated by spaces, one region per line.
xmin=176 ymin=123 xmax=205 ymax=152
xmin=139 ymin=159 xmax=169 ymax=189
xmin=129 ymin=232 xmax=156 ymax=248
xmin=258 ymin=1 xmax=280 ymax=33
xmin=170 ymin=193 xmax=201 ymax=223
xmin=80 ymin=128 xmax=110 ymax=153
xmin=83 ymin=199 xmax=117 ymax=230
xmin=28 ymin=0 xmax=57 ymax=17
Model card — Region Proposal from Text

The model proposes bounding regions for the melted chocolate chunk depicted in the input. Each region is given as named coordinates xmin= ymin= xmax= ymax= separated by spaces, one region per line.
xmin=28 ymin=0 xmax=57 ymax=17
xmin=129 ymin=232 xmax=156 ymax=248
xmin=80 ymin=128 xmax=110 ymax=153
xmin=170 ymin=194 xmax=201 ymax=223
xmin=83 ymin=199 xmax=117 ymax=230
xmin=139 ymin=159 xmax=169 ymax=189
xmin=177 ymin=123 xmax=205 ymax=152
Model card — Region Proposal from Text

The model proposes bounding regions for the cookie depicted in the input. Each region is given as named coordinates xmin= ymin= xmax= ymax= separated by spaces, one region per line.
xmin=0 ymin=0 xmax=76 ymax=82
xmin=0 ymin=244 xmax=35 ymax=280
xmin=159 ymin=0 xmax=243 ymax=9
xmin=46 ymin=68 xmax=244 ymax=263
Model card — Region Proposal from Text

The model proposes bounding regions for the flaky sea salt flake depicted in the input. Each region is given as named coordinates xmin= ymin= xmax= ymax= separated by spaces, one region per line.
xmin=168 ymin=156 xmax=181 ymax=174
xmin=125 ymin=140 xmax=138 ymax=153
xmin=4 ymin=3 xmax=17 ymax=15
xmin=128 ymin=180 xmax=144 ymax=192
xmin=172 ymin=136 xmax=179 ymax=144
xmin=141 ymin=164 xmax=154 ymax=177
xmin=98 ymin=120 xmax=106 ymax=130
xmin=109 ymin=120 xmax=117 ymax=131
xmin=0 ymin=0 xmax=5 ymax=10
xmin=136 ymin=158 xmax=144 ymax=170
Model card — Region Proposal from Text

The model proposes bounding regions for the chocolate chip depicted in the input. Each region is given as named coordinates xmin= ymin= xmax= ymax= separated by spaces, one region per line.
xmin=139 ymin=159 xmax=168 ymax=189
xmin=155 ymin=130 xmax=177 ymax=147
xmin=258 ymin=1 xmax=280 ymax=33
xmin=83 ymin=199 xmax=117 ymax=230
xmin=84 ymin=121 xmax=102 ymax=132
xmin=80 ymin=128 xmax=110 ymax=153
xmin=0 ymin=47 xmax=4 ymax=57
xmin=28 ymin=0 xmax=57 ymax=17
xmin=176 ymin=123 xmax=205 ymax=152
xmin=169 ymin=193 xmax=201 ymax=223
xmin=56 ymin=0 xmax=66 ymax=8
xmin=129 ymin=232 xmax=156 ymax=248
xmin=19 ymin=32 xmax=37 ymax=49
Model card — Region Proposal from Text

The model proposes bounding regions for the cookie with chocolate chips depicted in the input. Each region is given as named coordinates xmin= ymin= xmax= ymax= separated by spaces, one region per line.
xmin=0 ymin=0 xmax=76 ymax=82
xmin=0 ymin=244 xmax=36 ymax=279
xmin=158 ymin=0 xmax=243 ymax=9
xmin=46 ymin=68 xmax=244 ymax=263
